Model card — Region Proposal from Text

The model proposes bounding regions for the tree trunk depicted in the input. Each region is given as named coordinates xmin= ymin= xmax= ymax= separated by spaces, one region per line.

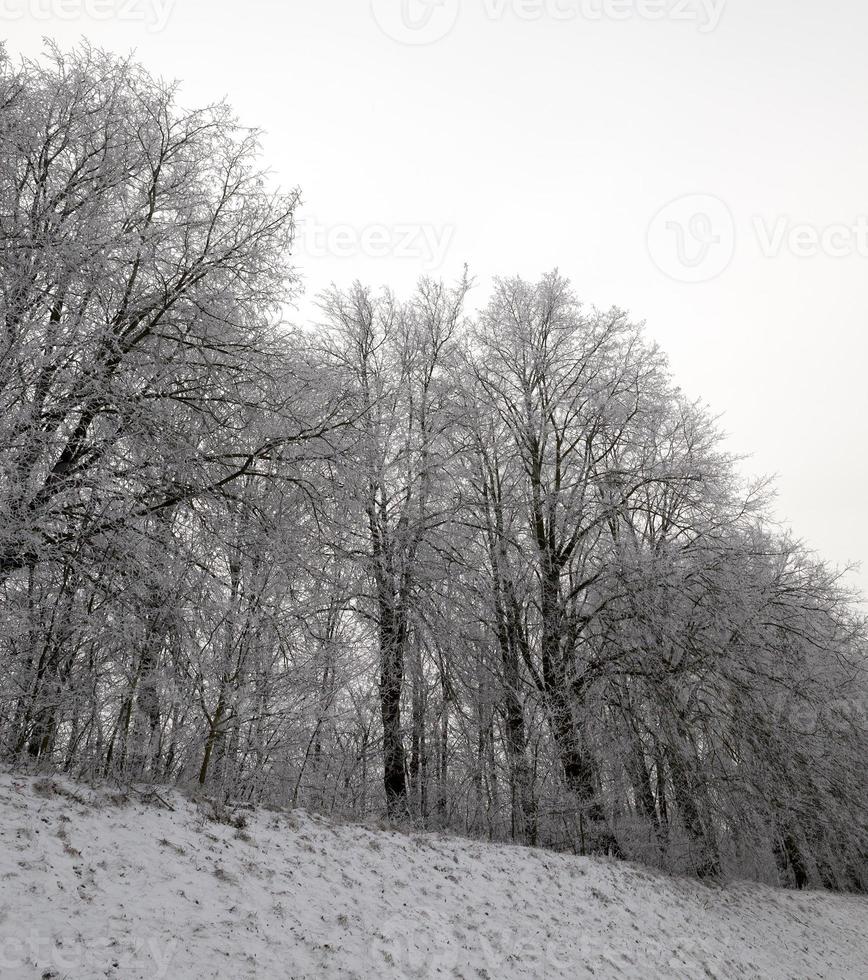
xmin=665 ymin=737 xmax=720 ymax=878
xmin=379 ymin=604 xmax=407 ymax=817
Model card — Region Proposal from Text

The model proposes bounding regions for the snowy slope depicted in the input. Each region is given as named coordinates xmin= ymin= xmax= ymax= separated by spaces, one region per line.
xmin=0 ymin=773 xmax=865 ymax=979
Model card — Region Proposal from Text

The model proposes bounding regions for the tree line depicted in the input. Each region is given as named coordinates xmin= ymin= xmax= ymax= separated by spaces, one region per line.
xmin=2 ymin=43 xmax=866 ymax=891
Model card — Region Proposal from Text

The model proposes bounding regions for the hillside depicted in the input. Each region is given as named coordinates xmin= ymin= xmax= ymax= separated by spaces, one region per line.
xmin=0 ymin=773 xmax=865 ymax=979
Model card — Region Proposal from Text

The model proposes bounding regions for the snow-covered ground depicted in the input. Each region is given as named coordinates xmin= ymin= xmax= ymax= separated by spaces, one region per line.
xmin=0 ymin=773 xmax=866 ymax=979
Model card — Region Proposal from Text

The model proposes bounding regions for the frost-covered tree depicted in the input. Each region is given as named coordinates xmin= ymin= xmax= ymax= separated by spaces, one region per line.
xmin=0 ymin=41 xmax=308 ymax=580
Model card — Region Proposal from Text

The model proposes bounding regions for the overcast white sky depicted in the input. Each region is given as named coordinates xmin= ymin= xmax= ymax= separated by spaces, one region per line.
xmin=6 ymin=0 xmax=868 ymax=599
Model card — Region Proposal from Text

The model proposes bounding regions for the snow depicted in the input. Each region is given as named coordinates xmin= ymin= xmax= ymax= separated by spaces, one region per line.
xmin=0 ymin=773 xmax=865 ymax=979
